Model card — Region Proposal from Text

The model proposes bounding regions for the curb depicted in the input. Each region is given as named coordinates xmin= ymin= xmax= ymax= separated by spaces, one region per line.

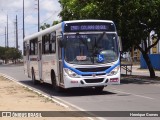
xmin=0 ymin=73 xmax=69 ymax=108
xmin=132 ymin=78 xmax=160 ymax=83
xmin=0 ymin=73 xmax=99 ymax=120
xmin=121 ymin=77 xmax=160 ymax=84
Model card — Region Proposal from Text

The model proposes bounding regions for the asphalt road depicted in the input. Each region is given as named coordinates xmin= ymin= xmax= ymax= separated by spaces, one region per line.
xmin=0 ymin=64 xmax=160 ymax=120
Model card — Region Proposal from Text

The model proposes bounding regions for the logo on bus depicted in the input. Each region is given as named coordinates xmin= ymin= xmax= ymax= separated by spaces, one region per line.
xmin=97 ymin=54 xmax=104 ymax=63
xmin=92 ymin=74 xmax=96 ymax=77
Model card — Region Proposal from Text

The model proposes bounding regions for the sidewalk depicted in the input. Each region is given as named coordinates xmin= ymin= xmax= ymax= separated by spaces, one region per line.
xmin=132 ymin=65 xmax=160 ymax=77
xmin=121 ymin=65 xmax=160 ymax=82
xmin=0 ymin=76 xmax=88 ymax=120
xmin=121 ymin=64 xmax=160 ymax=77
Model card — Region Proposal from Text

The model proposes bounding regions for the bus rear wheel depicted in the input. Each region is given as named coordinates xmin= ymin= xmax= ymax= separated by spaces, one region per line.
xmin=51 ymin=71 xmax=62 ymax=92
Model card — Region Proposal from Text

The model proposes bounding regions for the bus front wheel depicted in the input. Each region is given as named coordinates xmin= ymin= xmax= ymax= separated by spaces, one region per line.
xmin=51 ymin=71 xmax=62 ymax=92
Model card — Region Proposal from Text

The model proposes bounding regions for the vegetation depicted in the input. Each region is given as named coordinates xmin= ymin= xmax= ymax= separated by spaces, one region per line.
xmin=120 ymin=0 xmax=160 ymax=78
xmin=59 ymin=0 xmax=160 ymax=78
xmin=40 ymin=23 xmax=50 ymax=30
xmin=40 ymin=21 xmax=61 ymax=30
xmin=0 ymin=47 xmax=22 ymax=64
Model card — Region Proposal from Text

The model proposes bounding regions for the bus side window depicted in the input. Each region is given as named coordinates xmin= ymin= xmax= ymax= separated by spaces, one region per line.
xmin=42 ymin=34 xmax=50 ymax=54
xmin=30 ymin=38 xmax=38 ymax=55
xmin=50 ymin=32 xmax=56 ymax=53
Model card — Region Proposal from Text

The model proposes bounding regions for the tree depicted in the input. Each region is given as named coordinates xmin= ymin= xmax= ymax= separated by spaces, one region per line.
xmin=59 ymin=0 xmax=160 ymax=78
xmin=40 ymin=23 xmax=50 ymax=30
xmin=52 ymin=20 xmax=60 ymax=25
xmin=5 ymin=48 xmax=22 ymax=63
xmin=40 ymin=21 xmax=61 ymax=30
xmin=119 ymin=0 xmax=160 ymax=78
xmin=0 ymin=47 xmax=22 ymax=64
xmin=59 ymin=0 xmax=120 ymax=23
xmin=0 ymin=47 xmax=7 ymax=63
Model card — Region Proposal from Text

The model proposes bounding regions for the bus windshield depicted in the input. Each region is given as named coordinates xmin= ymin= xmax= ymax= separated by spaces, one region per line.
xmin=64 ymin=33 xmax=119 ymax=65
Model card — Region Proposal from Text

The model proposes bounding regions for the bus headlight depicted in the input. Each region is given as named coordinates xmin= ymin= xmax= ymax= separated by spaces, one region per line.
xmin=64 ymin=68 xmax=80 ymax=78
xmin=108 ymin=66 xmax=120 ymax=76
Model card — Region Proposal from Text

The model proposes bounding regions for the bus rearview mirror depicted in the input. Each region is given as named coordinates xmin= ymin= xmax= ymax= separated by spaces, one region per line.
xmin=59 ymin=39 xmax=66 ymax=48
xmin=118 ymin=36 xmax=123 ymax=52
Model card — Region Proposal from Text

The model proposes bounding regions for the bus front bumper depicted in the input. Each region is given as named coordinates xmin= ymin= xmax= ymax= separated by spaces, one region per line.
xmin=63 ymin=73 xmax=120 ymax=88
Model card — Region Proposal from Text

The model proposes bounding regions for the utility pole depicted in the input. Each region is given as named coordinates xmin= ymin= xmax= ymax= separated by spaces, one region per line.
xmin=16 ymin=15 xmax=18 ymax=50
xmin=38 ymin=0 xmax=40 ymax=32
xmin=5 ymin=27 xmax=6 ymax=47
xmin=7 ymin=14 xmax=8 ymax=47
xmin=35 ymin=0 xmax=40 ymax=32
xmin=23 ymin=0 xmax=25 ymax=39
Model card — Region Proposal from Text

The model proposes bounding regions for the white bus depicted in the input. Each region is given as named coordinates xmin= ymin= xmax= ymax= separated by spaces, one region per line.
xmin=23 ymin=20 xmax=120 ymax=92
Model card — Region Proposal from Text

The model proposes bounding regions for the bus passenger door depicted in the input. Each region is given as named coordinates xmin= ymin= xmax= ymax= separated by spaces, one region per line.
xmin=58 ymin=38 xmax=64 ymax=85
xmin=38 ymin=42 xmax=42 ymax=80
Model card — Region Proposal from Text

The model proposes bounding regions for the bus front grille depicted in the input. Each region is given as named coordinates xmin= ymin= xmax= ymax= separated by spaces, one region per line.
xmin=76 ymin=66 xmax=111 ymax=72
xmin=82 ymin=73 xmax=106 ymax=76
xmin=84 ymin=78 xmax=104 ymax=83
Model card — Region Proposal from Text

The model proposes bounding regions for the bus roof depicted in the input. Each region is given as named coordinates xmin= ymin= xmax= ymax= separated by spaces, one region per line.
xmin=24 ymin=20 xmax=114 ymax=41
xmin=64 ymin=20 xmax=114 ymax=24
xmin=24 ymin=23 xmax=62 ymax=41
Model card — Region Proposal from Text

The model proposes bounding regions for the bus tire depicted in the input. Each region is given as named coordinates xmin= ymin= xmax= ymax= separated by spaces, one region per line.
xmin=51 ymin=70 xmax=62 ymax=92
xmin=95 ymin=86 xmax=104 ymax=92
xmin=31 ymin=68 xmax=38 ymax=85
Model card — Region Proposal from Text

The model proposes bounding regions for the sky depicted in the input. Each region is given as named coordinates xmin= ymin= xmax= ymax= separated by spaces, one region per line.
xmin=0 ymin=0 xmax=61 ymax=51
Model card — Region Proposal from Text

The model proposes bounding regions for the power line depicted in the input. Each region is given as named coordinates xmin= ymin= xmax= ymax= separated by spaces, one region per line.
xmin=40 ymin=11 xmax=59 ymax=25
xmin=0 ymin=11 xmax=58 ymax=37
xmin=0 ymin=2 xmax=60 ymax=47
xmin=0 ymin=28 xmax=23 ymax=37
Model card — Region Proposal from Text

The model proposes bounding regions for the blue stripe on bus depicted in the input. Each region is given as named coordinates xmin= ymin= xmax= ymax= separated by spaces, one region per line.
xmin=63 ymin=61 xmax=120 ymax=76
xmin=61 ymin=22 xmax=65 ymax=61
xmin=62 ymin=22 xmax=65 ymax=33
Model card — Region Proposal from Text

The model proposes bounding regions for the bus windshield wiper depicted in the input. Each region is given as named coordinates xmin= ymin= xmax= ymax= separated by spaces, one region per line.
xmin=91 ymin=32 xmax=105 ymax=64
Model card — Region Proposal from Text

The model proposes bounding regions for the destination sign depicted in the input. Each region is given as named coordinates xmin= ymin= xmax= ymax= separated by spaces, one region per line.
xmin=64 ymin=22 xmax=115 ymax=32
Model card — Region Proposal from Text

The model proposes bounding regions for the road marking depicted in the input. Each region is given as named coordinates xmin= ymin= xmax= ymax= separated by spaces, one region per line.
xmin=111 ymin=88 xmax=155 ymax=100
xmin=50 ymin=96 xmax=107 ymax=120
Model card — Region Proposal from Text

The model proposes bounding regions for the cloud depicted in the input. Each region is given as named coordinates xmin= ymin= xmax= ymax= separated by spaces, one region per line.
xmin=40 ymin=0 xmax=61 ymax=24
xmin=25 ymin=15 xmax=38 ymax=24
xmin=41 ymin=0 xmax=61 ymax=12
xmin=0 ymin=14 xmax=7 ymax=28
xmin=0 ymin=14 xmax=14 ymax=37
xmin=0 ymin=0 xmax=62 ymax=49
xmin=0 ymin=0 xmax=31 ymax=10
